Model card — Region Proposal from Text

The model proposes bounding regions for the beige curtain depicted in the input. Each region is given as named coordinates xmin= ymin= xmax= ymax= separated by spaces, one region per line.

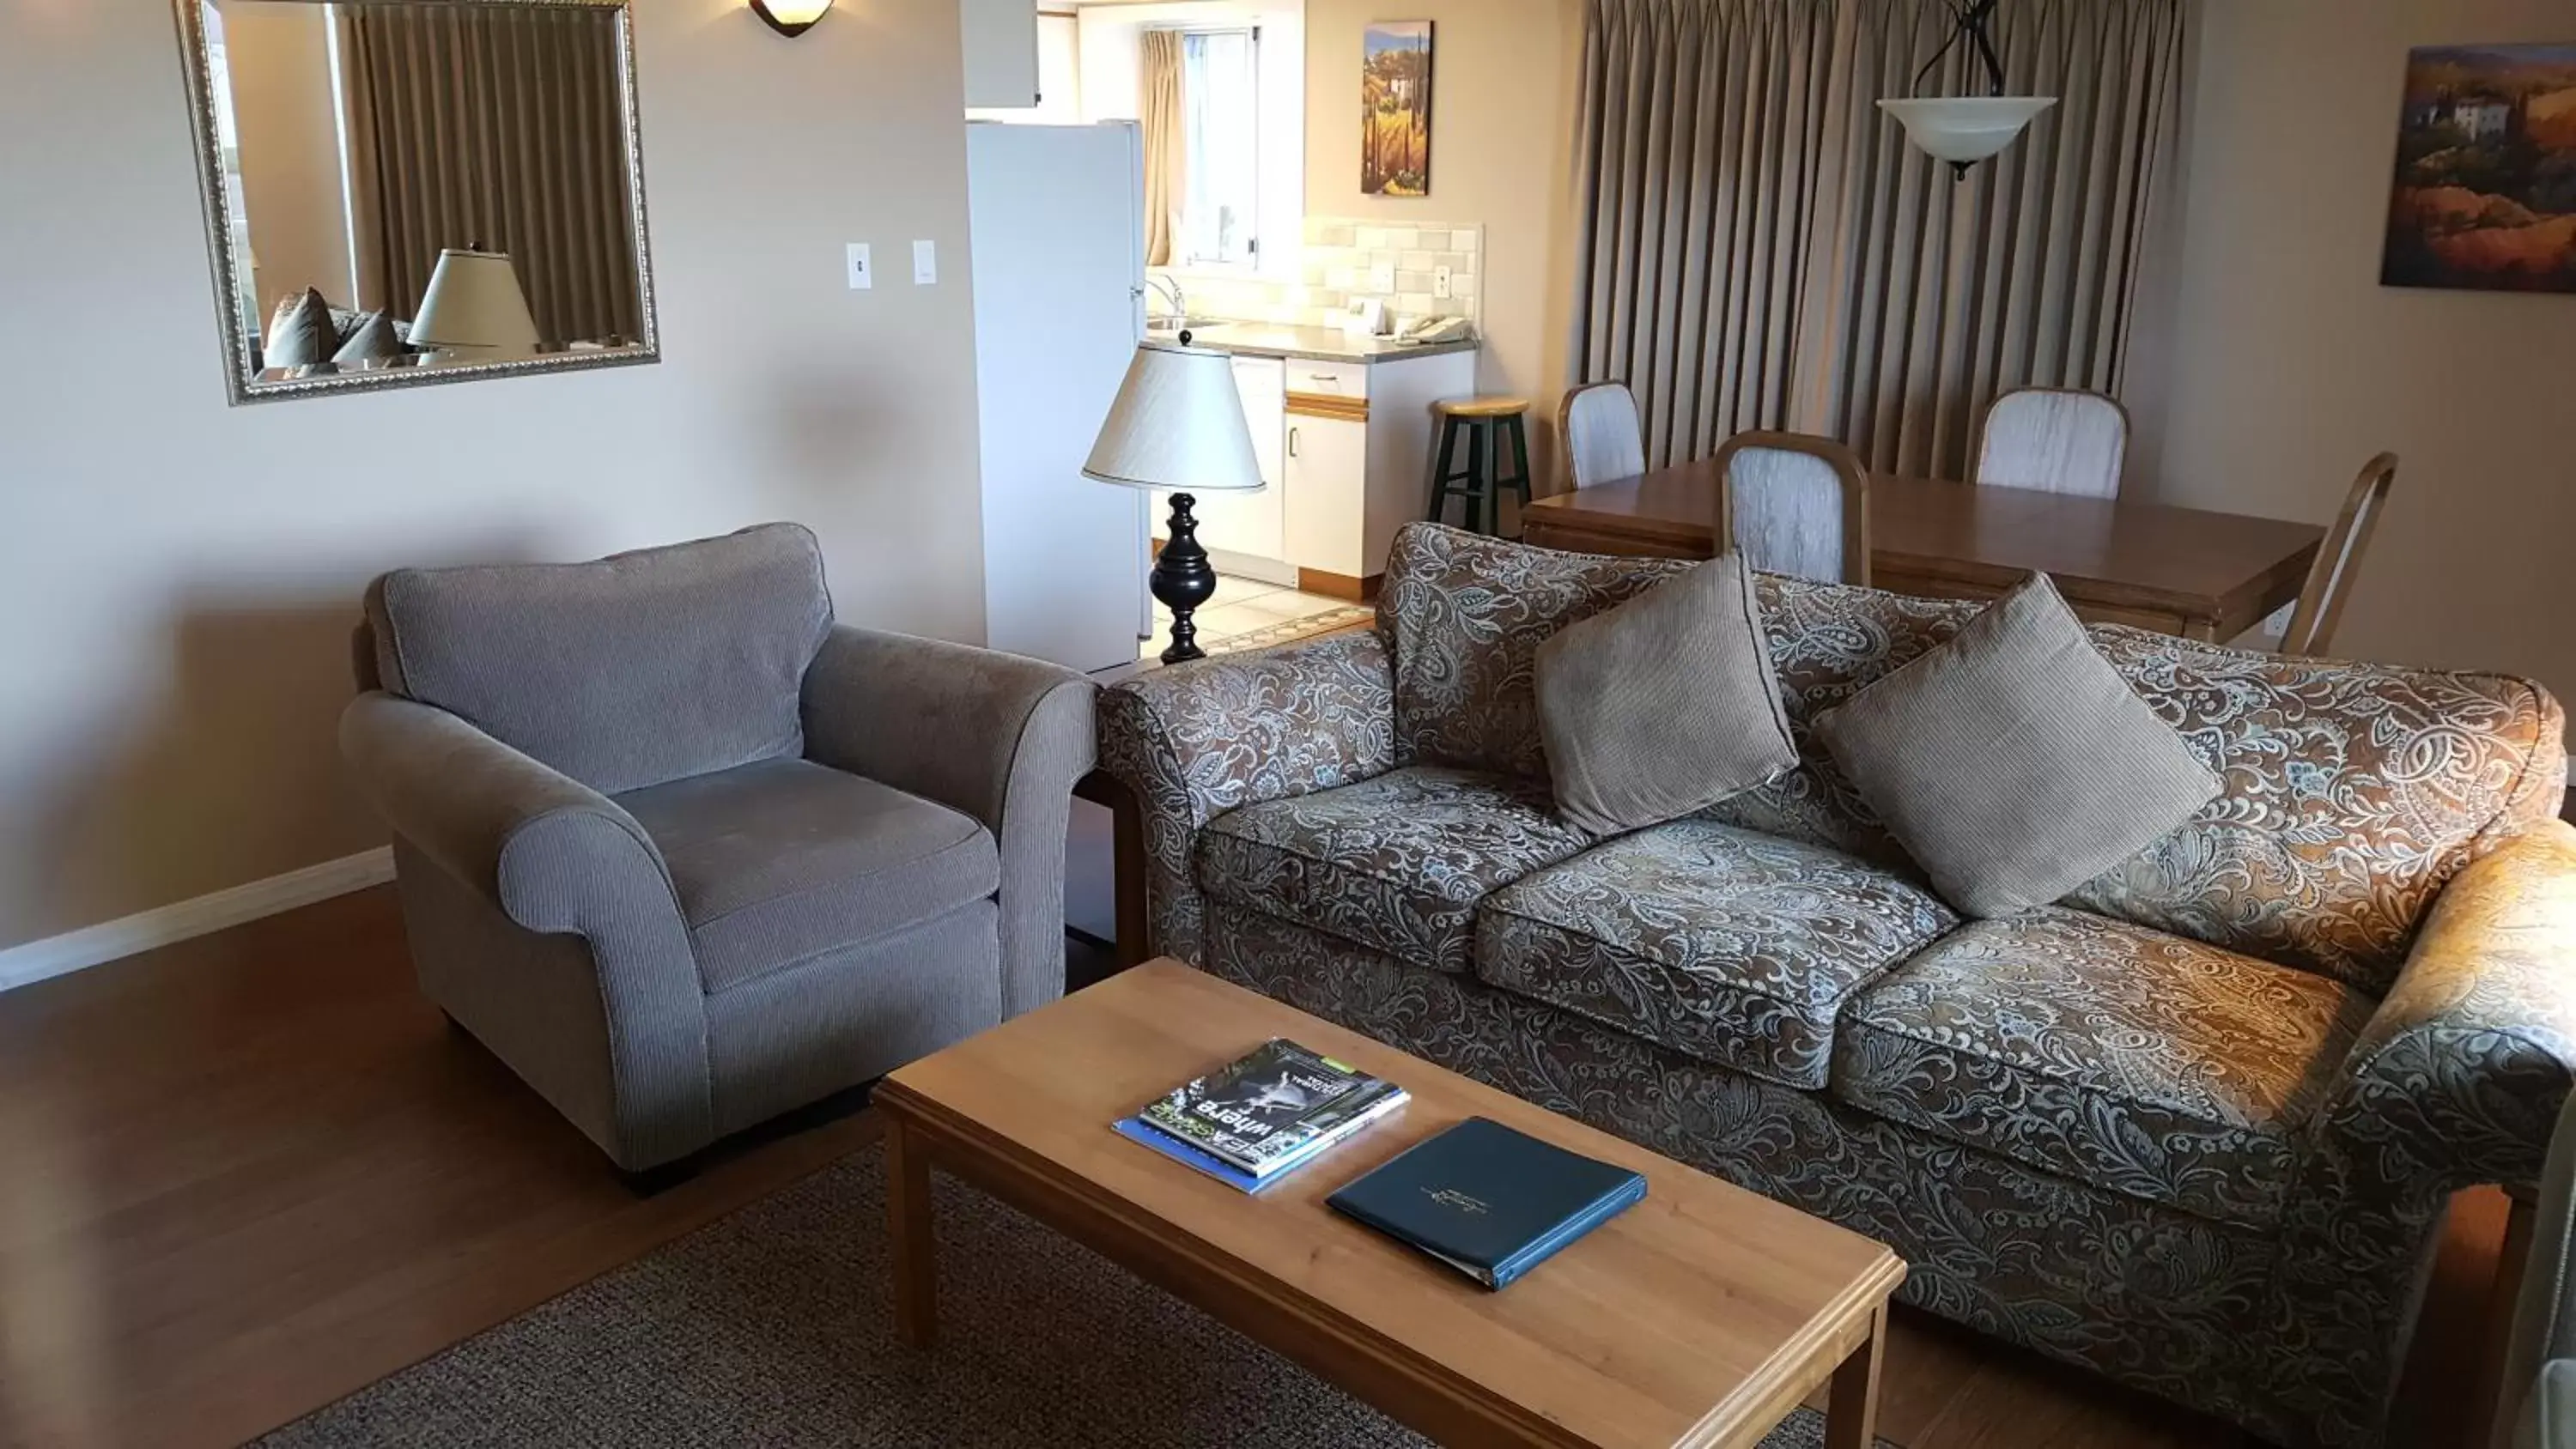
xmin=1139 ymin=30 xmax=1188 ymax=268
xmin=337 ymin=3 xmax=641 ymax=347
xmin=1570 ymin=0 xmax=2186 ymax=479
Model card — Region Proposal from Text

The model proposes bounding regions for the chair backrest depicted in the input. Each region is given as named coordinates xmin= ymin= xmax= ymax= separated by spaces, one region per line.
xmin=358 ymin=523 xmax=835 ymax=795
xmin=1712 ymin=430 xmax=1872 ymax=586
xmin=2280 ymin=452 xmax=2397 ymax=658
xmin=1975 ymin=387 xmax=2129 ymax=498
xmin=1558 ymin=380 xmax=1646 ymax=490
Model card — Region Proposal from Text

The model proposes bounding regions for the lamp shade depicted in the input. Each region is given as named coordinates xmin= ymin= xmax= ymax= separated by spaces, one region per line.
xmin=1876 ymin=97 xmax=2057 ymax=167
xmin=410 ymin=248 xmax=540 ymax=353
xmin=1082 ymin=341 xmax=1265 ymax=494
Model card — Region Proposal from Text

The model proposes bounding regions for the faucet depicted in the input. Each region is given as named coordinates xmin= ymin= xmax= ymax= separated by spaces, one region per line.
xmin=1145 ymin=274 xmax=1187 ymax=327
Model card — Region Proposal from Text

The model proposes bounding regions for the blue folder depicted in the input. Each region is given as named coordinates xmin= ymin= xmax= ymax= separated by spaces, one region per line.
xmin=1325 ymin=1116 xmax=1646 ymax=1289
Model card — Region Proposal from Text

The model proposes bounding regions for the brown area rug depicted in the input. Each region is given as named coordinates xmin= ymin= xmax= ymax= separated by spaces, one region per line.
xmin=260 ymin=1145 xmax=1876 ymax=1446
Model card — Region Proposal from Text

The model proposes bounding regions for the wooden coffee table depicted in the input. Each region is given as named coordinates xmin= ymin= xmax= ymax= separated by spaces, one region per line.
xmin=874 ymin=961 xmax=1905 ymax=1448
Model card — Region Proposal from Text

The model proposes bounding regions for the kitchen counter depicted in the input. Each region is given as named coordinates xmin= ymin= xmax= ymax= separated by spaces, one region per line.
xmin=1171 ymin=321 xmax=1478 ymax=365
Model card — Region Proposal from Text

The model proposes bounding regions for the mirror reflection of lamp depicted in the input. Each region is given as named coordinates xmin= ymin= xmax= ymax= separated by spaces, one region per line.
xmin=750 ymin=0 xmax=831 ymax=37
xmin=409 ymin=247 xmax=541 ymax=361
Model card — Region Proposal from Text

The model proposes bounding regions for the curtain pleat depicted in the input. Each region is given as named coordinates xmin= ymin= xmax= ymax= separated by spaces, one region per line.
xmin=1570 ymin=0 xmax=2184 ymax=481
xmin=339 ymin=3 xmax=640 ymax=347
xmin=1139 ymin=31 xmax=1186 ymax=268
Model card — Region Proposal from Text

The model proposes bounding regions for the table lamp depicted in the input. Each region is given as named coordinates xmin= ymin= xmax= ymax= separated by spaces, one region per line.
xmin=1083 ymin=339 xmax=1265 ymax=664
xmin=410 ymin=247 xmax=541 ymax=361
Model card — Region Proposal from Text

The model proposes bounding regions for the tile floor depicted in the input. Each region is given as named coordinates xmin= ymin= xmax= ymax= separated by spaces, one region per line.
xmin=1140 ymin=573 xmax=1358 ymax=660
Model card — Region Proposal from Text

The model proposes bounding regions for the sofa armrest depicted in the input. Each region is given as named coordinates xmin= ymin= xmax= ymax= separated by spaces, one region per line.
xmin=2318 ymin=820 xmax=2576 ymax=1200
xmin=340 ymin=692 xmax=713 ymax=1167
xmin=799 ymin=626 xmax=1096 ymax=1016
xmin=339 ymin=691 xmax=686 ymax=938
xmin=1096 ymin=628 xmax=1399 ymax=963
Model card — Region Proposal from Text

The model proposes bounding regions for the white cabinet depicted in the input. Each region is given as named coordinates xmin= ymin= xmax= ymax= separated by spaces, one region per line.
xmin=960 ymin=0 xmax=1040 ymax=108
xmin=1187 ymin=356 xmax=1291 ymax=584
xmin=1284 ymin=414 xmax=1370 ymax=578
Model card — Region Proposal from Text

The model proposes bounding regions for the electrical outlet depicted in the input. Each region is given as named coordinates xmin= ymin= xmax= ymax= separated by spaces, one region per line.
xmin=846 ymin=242 xmax=873 ymax=291
xmin=1433 ymin=265 xmax=1453 ymax=300
xmin=1369 ymin=262 xmax=1397 ymax=293
xmin=912 ymin=239 xmax=938 ymax=285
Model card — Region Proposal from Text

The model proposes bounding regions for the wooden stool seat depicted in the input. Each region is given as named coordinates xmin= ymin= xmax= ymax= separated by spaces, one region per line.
xmin=1425 ymin=398 xmax=1534 ymax=537
xmin=1435 ymin=396 xmax=1530 ymax=418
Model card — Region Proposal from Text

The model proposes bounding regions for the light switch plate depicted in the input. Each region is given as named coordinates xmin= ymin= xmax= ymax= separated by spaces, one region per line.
xmin=1433 ymin=265 xmax=1453 ymax=300
xmin=912 ymin=239 xmax=938 ymax=285
xmin=846 ymin=242 xmax=873 ymax=291
xmin=1369 ymin=262 xmax=1397 ymax=293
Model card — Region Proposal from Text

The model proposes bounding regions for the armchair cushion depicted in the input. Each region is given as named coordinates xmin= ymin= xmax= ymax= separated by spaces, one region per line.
xmin=1198 ymin=765 xmax=1589 ymax=975
xmin=619 ymin=757 xmax=999 ymax=993
xmin=1833 ymin=906 xmax=2375 ymax=1227
xmin=363 ymin=523 xmax=833 ymax=796
xmin=1475 ymin=821 xmax=1956 ymax=1090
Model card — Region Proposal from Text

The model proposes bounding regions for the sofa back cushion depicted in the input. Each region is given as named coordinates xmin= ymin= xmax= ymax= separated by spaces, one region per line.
xmin=1379 ymin=524 xmax=2567 ymax=992
xmin=362 ymin=523 xmax=835 ymax=795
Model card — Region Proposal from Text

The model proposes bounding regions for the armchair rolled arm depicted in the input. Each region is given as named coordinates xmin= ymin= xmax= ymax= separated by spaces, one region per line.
xmin=340 ymin=692 xmax=712 ymax=1166
xmin=339 ymin=692 xmax=685 ymax=936
xmin=799 ymin=627 xmax=1096 ymax=1016
xmin=1097 ymin=629 xmax=1399 ymax=962
xmin=2318 ymin=820 xmax=2576 ymax=1199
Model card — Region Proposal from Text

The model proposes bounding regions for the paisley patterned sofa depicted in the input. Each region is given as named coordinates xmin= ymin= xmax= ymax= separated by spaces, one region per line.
xmin=1097 ymin=524 xmax=2576 ymax=1446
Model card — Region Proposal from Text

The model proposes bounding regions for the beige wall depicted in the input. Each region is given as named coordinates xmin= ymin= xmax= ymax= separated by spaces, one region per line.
xmin=223 ymin=2 xmax=355 ymax=318
xmin=1302 ymin=0 xmax=1582 ymax=483
xmin=0 ymin=0 xmax=987 ymax=953
xmin=2150 ymin=0 xmax=2575 ymax=700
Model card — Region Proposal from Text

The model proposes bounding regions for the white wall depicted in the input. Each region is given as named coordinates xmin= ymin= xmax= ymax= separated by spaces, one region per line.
xmin=2151 ymin=0 xmax=2575 ymax=700
xmin=0 ymin=0 xmax=989 ymax=952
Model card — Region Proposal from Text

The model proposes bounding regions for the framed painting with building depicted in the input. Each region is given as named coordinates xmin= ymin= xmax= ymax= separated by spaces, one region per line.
xmin=2382 ymin=42 xmax=2576 ymax=293
xmin=1361 ymin=21 xmax=1432 ymax=197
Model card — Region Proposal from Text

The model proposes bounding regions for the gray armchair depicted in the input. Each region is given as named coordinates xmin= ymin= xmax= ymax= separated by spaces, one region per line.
xmin=339 ymin=523 xmax=1096 ymax=1173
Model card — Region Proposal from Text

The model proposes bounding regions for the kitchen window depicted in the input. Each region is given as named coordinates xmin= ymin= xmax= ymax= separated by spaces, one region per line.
xmin=1179 ymin=27 xmax=1260 ymax=268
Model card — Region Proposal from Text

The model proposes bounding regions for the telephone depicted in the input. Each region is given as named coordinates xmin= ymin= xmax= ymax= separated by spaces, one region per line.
xmin=1394 ymin=314 xmax=1473 ymax=345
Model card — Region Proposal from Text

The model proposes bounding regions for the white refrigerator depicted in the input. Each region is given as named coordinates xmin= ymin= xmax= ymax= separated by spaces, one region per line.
xmin=968 ymin=120 xmax=1150 ymax=675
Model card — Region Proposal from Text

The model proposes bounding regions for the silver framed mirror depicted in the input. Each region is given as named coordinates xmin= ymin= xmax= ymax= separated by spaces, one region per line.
xmin=172 ymin=0 xmax=659 ymax=404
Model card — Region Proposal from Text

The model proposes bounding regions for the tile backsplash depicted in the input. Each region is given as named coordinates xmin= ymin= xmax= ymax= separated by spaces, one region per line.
xmin=1153 ymin=216 xmax=1482 ymax=334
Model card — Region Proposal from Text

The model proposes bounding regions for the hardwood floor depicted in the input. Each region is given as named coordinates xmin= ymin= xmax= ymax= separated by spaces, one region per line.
xmin=0 ymin=888 xmax=2514 ymax=1448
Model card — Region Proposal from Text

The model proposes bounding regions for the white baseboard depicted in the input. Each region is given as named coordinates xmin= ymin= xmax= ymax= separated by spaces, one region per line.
xmin=0 ymin=846 xmax=396 ymax=994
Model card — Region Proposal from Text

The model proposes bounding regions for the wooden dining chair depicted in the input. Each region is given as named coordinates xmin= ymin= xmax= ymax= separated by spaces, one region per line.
xmin=2277 ymin=452 xmax=2398 ymax=657
xmin=1711 ymin=430 xmax=1872 ymax=587
xmin=1558 ymin=380 xmax=1646 ymax=490
xmin=1975 ymin=386 xmax=2129 ymax=499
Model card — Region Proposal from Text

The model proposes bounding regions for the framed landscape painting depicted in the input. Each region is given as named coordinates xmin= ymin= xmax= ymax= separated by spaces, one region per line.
xmin=1361 ymin=21 xmax=1432 ymax=197
xmin=2383 ymin=41 xmax=2576 ymax=293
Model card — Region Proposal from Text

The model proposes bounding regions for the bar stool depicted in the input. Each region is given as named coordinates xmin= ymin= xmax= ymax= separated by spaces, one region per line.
xmin=1425 ymin=397 xmax=1532 ymax=537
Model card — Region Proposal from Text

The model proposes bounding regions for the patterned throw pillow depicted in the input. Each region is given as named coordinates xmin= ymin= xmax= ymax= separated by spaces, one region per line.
xmin=263 ymin=288 xmax=339 ymax=368
xmin=1811 ymin=572 xmax=2221 ymax=918
xmin=1534 ymin=554 xmax=1798 ymax=835
xmin=332 ymin=311 xmax=409 ymax=365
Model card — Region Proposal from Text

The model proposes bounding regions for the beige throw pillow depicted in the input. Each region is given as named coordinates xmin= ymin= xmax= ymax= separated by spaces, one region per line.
xmin=264 ymin=288 xmax=339 ymax=368
xmin=1811 ymin=573 xmax=2221 ymax=918
xmin=1534 ymin=553 xmax=1797 ymax=836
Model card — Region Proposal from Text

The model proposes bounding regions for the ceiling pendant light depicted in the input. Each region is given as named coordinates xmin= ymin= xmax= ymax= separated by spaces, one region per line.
xmin=1877 ymin=0 xmax=2055 ymax=179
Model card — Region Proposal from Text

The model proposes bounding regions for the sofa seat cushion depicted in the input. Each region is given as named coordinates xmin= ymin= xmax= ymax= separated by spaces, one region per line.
xmin=1198 ymin=766 xmax=1590 ymax=975
xmin=1474 ymin=821 xmax=1958 ymax=1089
xmin=619 ymin=757 xmax=999 ymax=993
xmin=1832 ymin=906 xmax=2375 ymax=1228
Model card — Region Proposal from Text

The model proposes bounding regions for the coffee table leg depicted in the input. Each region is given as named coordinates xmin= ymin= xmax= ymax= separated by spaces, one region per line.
xmin=885 ymin=1115 xmax=936 ymax=1349
xmin=1824 ymin=1302 xmax=1886 ymax=1449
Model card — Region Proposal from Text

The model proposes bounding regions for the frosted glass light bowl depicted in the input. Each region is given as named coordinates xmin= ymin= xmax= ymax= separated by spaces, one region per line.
xmin=1877 ymin=96 xmax=2058 ymax=167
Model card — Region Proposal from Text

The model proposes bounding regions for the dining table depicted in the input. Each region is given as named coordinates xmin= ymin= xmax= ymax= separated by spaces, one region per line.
xmin=1519 ymin=460 xmax=2327 ymax=641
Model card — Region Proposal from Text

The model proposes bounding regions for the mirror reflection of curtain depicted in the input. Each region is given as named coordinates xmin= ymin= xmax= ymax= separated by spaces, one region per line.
xmin=336 ymin=3 xmax=640 ymax=347
xmin=1568 ymin=0 xmax=2185 ymax=480
xmin=1139 ymin=29 xmax=1186 ymax=268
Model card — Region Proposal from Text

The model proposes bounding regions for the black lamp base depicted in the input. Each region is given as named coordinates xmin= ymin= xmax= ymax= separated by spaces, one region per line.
xmin=1151 ymin=492 xmax=1218 ymax=664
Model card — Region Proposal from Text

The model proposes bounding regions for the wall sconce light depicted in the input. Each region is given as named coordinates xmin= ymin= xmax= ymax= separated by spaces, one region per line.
xmin=750 ymin=0 xmax=831 ymax=37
